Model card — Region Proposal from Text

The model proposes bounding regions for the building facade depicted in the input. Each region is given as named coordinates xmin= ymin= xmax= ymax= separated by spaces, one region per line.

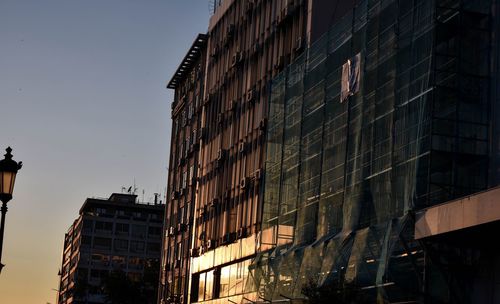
xmin=159 ymin=34 xmax=208 ymax=304
xmin=162 ymin=0 xmax=500 ymax=303
xmin=57 ymin=193 xmax=164 ymax=304
xmin=160 ymin=0 xmax=320 ymax=303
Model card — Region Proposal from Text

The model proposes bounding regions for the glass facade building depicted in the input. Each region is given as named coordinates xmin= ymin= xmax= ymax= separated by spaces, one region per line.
xmin=185 ymin=0 xmax=500 ymax=303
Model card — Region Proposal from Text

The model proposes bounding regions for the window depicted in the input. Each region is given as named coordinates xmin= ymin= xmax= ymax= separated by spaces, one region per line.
xmin=90 ymin=269 xmax=108 ymax=280
xmin=91 ymin=254 xmax=109 ymax=266
xmin=131 ymin=241 xmax=145 ymax=253
xmin=111 ymin=256 xmax=126 ymax=269
xmin=148 ymin=226 xmax=161 ymax=236
xmin=114 ymin=239 xmax=128 ymax=251
xmin=95 ymin=221 xmax=113 ymax=231
xmin=197 ymin=270 xmax=215 ymax=301
xmin=115 ymin=223 xmax=129 ymax=234
xmin=95 ymin=208 xmax=107 ymax=215
xmin=83 ymin=219 xmax=93 ymax=231
xmin=127 ymin=272 xmax=141 ymax=282
xmin=81 ymin=235 xmax=91 ymax=246
xmin=198 ymin=272 xmax=206 ymax=302
xmin=93 ymin=237 xmax=111 ymax=250
xmin=147 ymin=242 xmax=161 ymax=253
xmin=205 ymin=270 xmax=214 ymax=300
xmin=131 ymin=224 xmax=146 ymax=237
xmin=128 ymin=257 xmax=144 ymax=270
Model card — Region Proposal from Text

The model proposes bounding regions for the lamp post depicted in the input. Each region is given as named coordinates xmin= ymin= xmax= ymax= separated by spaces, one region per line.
xmin=0 ymin=147 xmax=22 ymax=274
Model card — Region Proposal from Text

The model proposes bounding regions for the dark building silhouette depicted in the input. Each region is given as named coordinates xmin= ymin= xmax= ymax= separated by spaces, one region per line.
xmin=161 ymin=0 xmax=500 ymax=303
xmin=57 ymin=193 xmax=164 ymax=304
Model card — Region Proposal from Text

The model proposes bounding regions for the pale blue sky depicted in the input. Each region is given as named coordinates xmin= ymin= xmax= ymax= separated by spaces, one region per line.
xmin=0 ymin=1 xmax=209 ymax=302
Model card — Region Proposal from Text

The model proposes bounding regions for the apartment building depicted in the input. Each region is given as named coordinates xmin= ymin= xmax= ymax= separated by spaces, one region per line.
xmin=57 ymin=193 xmax=164 ymax=304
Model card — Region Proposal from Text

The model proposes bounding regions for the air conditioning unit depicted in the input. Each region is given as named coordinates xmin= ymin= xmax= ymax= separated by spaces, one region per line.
xmin=295 ymin=37 xmax=304 ymax=53
xmin=203 ymin=95 xmax=210 ymax=105
xmin=283 ymin=1 xmax=294 ymax=19
xmin=274 ymin=55 xmax=285 ymax=71
xmin=238 ymin=141 xmax=246 ymax=154
xmin=190 ymin=247 xmax=199 ymax=257
xmin=201 ymin=205 xmax=208 ymax=216
xmin=246 ymin=1 xmax=254 ymax=12
xmin=217 ymin=149 xmax=225 ymax=161
xmin=192 ymin=142 xmax=200 ymax=152
xmin=174 ymin=259 xmax=181 ymax=268
xmin=207 ymin=239 xmax=216 ymax=249
xmin=198 ymin=127 xmax=207 ymax=141
xmin=229 ymin=99 xmax=238 ymax=112
xmin=227 ymin=24 xmax=235 ymax=39
xmin=276 ymin=13 xmax=283 ymax=26
xmin=211 ymin=45 xmax=219 ymax=57
xmin=231 ymin=52 xmax=243 ymax=67
xmin=177 ymin=223 xmax=187 ymax=233
xmin=224 ymin=73 xmax=230 ymax=86
xmin=209 ymin=198 xmax=219 ymax=208
xmin=246 ymin=87 xmax=256 ymax=103
xmin=259 ymin=118 xmax=267 ymax=132
xmin=238 ymin=227 xmax=248 ymax=238
xmin=252 ymin=42 xmax=260 ymax=55
xmin=240 ymin=177 xmax=250 ymax=190
xmin=224 ymin=189 xmax=231 ymax=200
xmin=221 ymin=232 xmax=236 ymax=245
xmin=169 ymin=226 xmax=176 ymax=236
xmin=171 ymin=190 xmax=180 ymax=200
xmin=254 ymin=168 xmax=263 ymax=181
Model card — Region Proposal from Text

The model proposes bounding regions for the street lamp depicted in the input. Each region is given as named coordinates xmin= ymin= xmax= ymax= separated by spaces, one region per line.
xmin=0 ymin=147 xmax=22 ymax=274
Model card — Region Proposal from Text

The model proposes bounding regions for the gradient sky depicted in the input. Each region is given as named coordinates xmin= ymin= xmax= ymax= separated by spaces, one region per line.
xmin=0 ymin=1 xmax=209 ymax=302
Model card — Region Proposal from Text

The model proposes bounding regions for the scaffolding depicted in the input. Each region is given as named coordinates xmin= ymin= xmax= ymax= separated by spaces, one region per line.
xmin=256 ymin=0 xmax=494 ymax=302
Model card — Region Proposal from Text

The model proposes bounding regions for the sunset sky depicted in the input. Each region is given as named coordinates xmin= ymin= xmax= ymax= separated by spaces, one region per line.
xmin=0 ymin=1 xmax=208 ymax=302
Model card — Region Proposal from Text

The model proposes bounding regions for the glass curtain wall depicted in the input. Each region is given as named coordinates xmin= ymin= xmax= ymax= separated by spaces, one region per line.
xmin=256 ymin=0 xmax=493 ymax=302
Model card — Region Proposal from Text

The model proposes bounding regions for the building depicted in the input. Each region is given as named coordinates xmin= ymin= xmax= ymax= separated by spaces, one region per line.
xmin=160 ymin=0 xmax=322 ymax=302
xmin=159 ymin=34 xmax=208 ymax=304
xmin=162 ymin=0 xmax=500 ymax=303
xmin=57 ymin=193 xmax=164 ymax=304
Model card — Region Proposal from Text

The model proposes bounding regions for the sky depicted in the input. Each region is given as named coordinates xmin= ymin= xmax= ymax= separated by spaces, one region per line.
xmin=0 ymin=1 xmax=209 ymax=302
